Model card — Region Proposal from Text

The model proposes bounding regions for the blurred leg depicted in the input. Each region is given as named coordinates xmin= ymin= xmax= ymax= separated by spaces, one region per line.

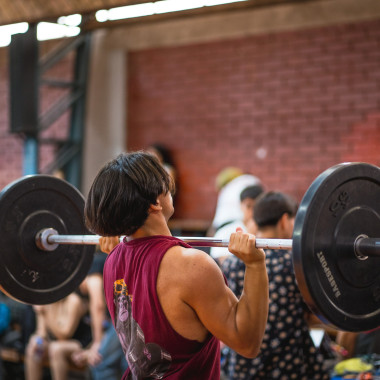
xmin=24 ymin=336 xmax=45 ymax=380
xmin=49 ymin=340 xmax=81 ymax=380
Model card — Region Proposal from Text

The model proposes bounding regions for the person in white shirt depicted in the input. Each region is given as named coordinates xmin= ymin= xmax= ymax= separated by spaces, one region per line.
xmin=210 ymin=184 xmax=264 ymax=265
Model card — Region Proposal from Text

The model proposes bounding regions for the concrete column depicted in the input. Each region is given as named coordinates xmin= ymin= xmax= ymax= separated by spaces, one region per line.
xmin=82 ymin=29 xmax=127 ymax=196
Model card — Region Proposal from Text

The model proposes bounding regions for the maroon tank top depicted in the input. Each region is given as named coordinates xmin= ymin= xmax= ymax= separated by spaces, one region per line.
xmin=103 ymin=235 xmax=221 ymax=379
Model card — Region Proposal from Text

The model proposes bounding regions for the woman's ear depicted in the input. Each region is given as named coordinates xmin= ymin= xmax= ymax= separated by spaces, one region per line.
xmin=278 ymin=213 xmax=288 ymax=230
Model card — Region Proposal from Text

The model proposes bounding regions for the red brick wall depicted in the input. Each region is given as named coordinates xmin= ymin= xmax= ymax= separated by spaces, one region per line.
xmin=0 ymin=42 xmax=73 ymax=190
xmin=127 ymin=20 xmax=380 ymax=222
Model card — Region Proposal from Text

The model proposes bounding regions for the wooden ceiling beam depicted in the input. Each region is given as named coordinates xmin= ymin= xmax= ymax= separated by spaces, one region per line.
xmin=81 ymin=0 xmax=299 ymax=31
xmin=0 ymin=0 xmax=145 ymax=26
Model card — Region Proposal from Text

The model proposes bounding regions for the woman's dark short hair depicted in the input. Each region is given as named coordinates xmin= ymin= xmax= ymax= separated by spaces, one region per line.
xmin=240 ymin=185 xmax=264 ymax=202
xmin=84 ymin=151 xmax=175 ymax=236
xmin=253 ymin=191 xmax=298 ymax=228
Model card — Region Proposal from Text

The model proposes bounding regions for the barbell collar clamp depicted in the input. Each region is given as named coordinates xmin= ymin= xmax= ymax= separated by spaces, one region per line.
xmin=36 ymin=228 xmax=59 ymax=251
xmin=354 ymin=235 xmax=380 ymax=260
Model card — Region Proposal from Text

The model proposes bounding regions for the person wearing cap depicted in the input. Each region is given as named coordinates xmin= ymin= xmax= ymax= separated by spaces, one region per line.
xmin=209 ymin=167 xmax=261 ymax=237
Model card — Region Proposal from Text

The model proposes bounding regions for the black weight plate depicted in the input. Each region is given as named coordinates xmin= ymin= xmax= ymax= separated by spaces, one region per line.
xmin=293 ymin=162 xmax=380 ymax=332
xmin=0 ymin=175 xmax=95 ymax=305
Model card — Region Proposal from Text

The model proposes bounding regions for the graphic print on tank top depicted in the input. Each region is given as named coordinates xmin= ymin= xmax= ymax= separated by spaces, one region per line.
xmin=113 ymin=279 xmax=172 ymax=379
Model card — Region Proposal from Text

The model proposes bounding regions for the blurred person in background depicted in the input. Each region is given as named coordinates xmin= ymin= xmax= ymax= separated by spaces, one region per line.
xmin=210 ymin=184 xmax=264 ymax=266
xmin=209 ymin=167 xmax=261 ymax=237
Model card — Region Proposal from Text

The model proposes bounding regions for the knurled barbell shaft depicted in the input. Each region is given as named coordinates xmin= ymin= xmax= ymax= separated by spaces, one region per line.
xmin=38 ymin=228 xmax=293 ymax=250
xmin=48 ymin=233 xmax=293 ymax=249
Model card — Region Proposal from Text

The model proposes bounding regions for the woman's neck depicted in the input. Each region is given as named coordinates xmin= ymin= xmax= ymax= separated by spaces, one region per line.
xmin=256 ymin=226 xmax=278 ymax=239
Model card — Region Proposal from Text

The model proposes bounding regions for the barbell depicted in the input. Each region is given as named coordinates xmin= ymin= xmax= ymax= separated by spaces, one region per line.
xmin=0 ymin=162 xmax=379 ymax=333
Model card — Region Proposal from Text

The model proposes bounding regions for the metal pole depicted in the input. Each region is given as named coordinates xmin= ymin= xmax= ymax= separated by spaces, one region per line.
xmin=38 ymin=228 xmax=293 ymax=251
xmin=23 ymin=137 xmax=39 ymax=175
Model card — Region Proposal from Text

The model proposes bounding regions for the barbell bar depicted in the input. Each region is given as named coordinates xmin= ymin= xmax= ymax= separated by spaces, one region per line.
xmin=0 ymin=161 xmax=379 ymax=332
xmin=36 ymin=227 xmax=294 ymax=250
